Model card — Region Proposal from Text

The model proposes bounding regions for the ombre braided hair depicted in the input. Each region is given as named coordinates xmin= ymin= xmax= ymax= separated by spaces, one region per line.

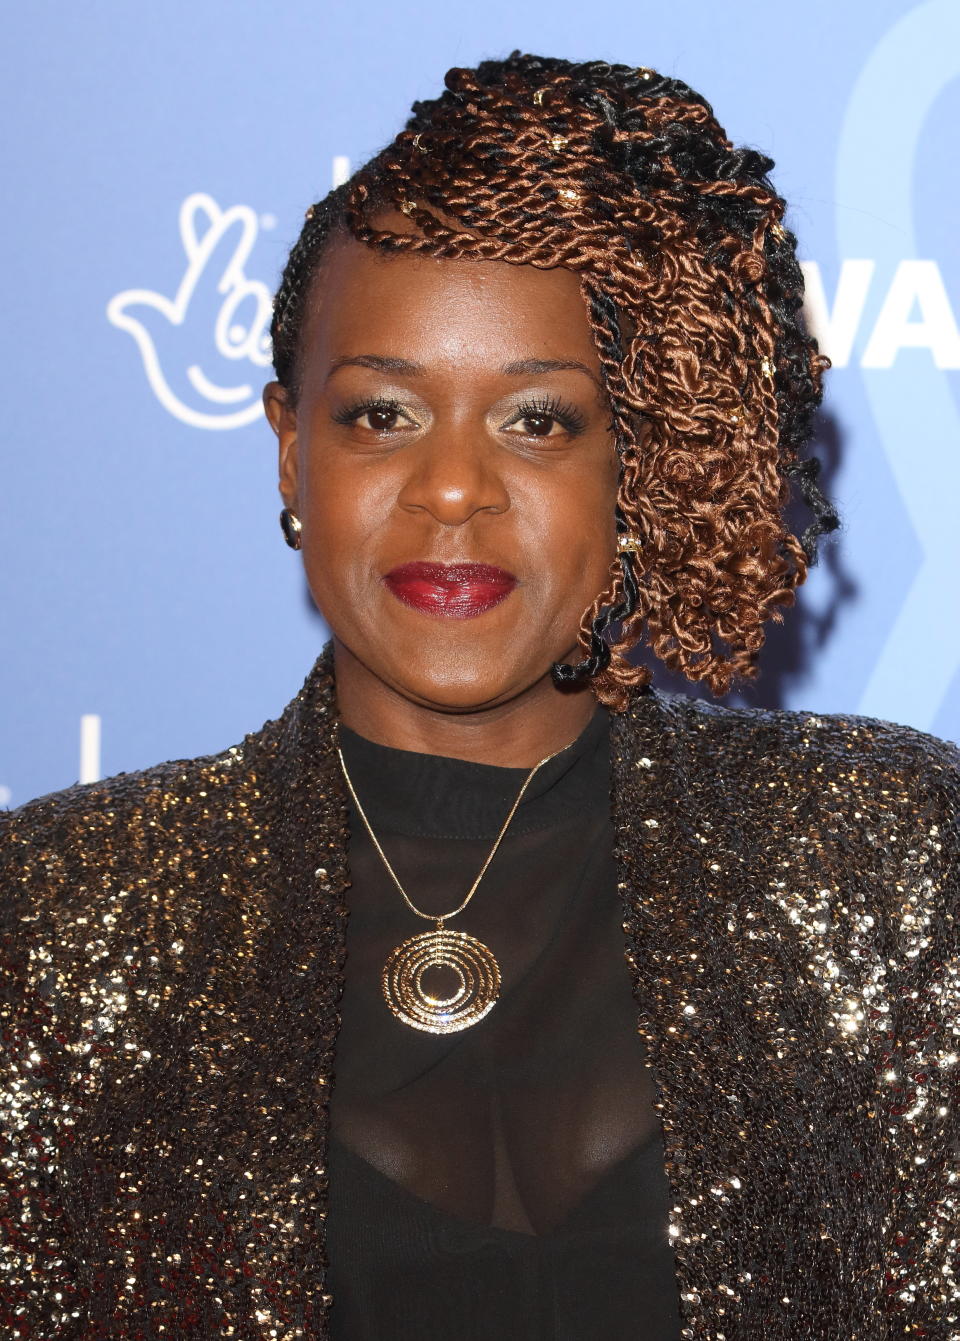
xmin=270 ymin=52 xmax=838 ymax=712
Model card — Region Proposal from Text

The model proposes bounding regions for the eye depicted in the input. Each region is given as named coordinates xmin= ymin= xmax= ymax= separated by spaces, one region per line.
xmin=332 ymin=398 xmax=419 ymax=433
xmin=502 ymin=395 xmax=587 ymax=440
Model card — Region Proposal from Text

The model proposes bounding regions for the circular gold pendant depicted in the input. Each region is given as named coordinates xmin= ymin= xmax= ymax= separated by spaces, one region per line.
xmin=382 ymin=927 xmax=501 ymax=1034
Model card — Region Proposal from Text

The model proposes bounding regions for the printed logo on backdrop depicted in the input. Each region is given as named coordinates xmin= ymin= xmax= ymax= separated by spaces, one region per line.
xmin=109 ymin=194 xmax=273 ymax=429
xmin=832 ymin=0 xmax=960 ymax=738
xmin=107 ymin=193 xmax=273 ymax=430
xmin=801 ymin=259 xmax=960 ymax=369
xmin=107 ymin=160 xmax=351 ymax=431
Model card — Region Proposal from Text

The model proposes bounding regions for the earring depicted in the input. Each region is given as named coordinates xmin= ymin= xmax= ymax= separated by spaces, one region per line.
xmin=617 ymin=535 xmax=642 ymax=555
xmin=280 ymin=508 xmax=303 ymax=550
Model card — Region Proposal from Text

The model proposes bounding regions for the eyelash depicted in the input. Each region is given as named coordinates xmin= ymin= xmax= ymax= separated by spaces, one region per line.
xmin=331 ymin=397 xmax=405 ymax=427
xmin=332 ymin=394 xmax=587 ymax=436
xmin=507 ymin=395 xmax=587 ymax=435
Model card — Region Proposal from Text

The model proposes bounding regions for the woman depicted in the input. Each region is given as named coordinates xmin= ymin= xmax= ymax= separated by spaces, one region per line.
xmin=2 ymin=53 xmax=957 ymax=1341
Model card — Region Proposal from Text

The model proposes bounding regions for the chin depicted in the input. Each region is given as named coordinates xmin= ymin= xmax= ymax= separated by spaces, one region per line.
xmin=396 ymin=665 xmax=523 ymax=712
xmin=381 ymin=642 xmax=540 ymax=712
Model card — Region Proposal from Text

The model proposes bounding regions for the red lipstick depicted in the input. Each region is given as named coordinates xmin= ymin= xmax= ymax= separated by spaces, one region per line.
xmin=383 ymin=561 xmax=518 ymax=619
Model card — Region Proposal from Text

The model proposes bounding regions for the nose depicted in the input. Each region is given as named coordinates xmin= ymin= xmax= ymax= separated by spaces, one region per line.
xmin=396 ymin=427 xmax=510 ymax=527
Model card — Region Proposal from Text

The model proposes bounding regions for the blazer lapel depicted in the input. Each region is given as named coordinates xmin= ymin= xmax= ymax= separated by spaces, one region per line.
xmin=218 ymin=646 xmax=351 ymax=1335
xmin=610 ymin=689 xmax=879 ymax=1338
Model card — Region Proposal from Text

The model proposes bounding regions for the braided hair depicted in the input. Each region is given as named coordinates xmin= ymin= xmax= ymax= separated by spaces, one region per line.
xmin=270 ymin=53 xmax=839 ymax=711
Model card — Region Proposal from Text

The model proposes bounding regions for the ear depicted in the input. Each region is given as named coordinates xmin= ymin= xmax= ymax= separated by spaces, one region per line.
xmin=263 ymin=381 xmax=299 ymax=510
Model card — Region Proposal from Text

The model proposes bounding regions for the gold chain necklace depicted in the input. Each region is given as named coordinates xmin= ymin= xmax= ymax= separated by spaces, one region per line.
xmin=337 ymin=734 xmax=574 ymax=1034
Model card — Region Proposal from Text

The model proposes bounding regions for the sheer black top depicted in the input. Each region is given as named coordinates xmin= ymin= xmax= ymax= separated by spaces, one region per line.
xmin=326 ymin=705 xmax=683 ymax=1339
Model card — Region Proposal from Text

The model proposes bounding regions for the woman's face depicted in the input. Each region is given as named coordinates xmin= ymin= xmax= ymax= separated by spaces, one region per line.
xmin=264 ymin=226 xmax=620 ymax=715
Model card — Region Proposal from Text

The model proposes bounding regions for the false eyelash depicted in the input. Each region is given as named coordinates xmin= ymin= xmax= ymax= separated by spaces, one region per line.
xmin=332 ymin=393 xmax=588 ymax=434
xmin=510 ymin=394 xmax=587 ymax=434
xmin=331 ymin=396 xmax=407 ymax=426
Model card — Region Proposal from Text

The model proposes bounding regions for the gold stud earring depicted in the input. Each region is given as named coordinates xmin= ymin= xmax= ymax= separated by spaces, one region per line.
xmin=280 ymin=508 xmax=303 ymax=550
xmin=617 ymin=535 xmax=642 ymax=555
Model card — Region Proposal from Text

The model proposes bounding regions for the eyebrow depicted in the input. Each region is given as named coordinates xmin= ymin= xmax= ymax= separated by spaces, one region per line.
xmin=326 ymin=355 xmax=420 ymax=380
xmin=325 ymin=354 xmax=599 ymax=383
xmin=501 ymin=358 xmax=597 ymax=381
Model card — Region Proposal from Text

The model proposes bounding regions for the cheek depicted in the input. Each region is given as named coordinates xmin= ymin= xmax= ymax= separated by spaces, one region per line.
xmin=525 ymin=460 xmax=619 ymax=593
xmin=298 ymin=457 xmax=389 ymax=607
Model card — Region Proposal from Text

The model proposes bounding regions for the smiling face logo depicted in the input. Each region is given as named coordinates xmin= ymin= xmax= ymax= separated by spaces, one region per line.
xmin=107 ymin=193 xmax=273 ymax=430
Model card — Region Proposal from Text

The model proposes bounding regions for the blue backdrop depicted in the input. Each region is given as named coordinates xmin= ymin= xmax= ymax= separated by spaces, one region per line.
xmin=3 ymin=0 xmax=959 ymax=808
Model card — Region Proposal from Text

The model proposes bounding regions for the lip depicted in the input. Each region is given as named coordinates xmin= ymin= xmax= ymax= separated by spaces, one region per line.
xmin=382 ymin=561 xmax=518 ymax=619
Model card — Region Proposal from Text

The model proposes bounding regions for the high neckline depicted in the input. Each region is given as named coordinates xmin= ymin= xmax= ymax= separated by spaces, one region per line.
xmin=337 ymin=705 xmax=610 ymax=840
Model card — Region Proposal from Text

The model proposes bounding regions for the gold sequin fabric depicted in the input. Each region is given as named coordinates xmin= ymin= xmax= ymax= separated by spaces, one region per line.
xmin=1 ymin=643 xmax=958 ymax=1338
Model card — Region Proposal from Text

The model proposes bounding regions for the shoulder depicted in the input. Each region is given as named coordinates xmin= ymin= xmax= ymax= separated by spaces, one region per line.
xmin=0 ymin=727 xmax=288 ymax=1041
xmin=0 ymin=649 xmax=338 ymax=937
xmin=616 ymin=690 xmax=958 ymax=1006
xmin=643 ymin=686 xmax=958 ymax=788
xmin=0 ymin=722 xmax=280 ymax=924
xmin=4 ymin=745 xmax=236 ymax=853
xmin=618 ymin=687 xmax=959 ymax=857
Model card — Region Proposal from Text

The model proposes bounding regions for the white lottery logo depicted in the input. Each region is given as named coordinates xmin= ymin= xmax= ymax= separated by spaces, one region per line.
xmin=107 ymin=193 xmax=273 ymax=430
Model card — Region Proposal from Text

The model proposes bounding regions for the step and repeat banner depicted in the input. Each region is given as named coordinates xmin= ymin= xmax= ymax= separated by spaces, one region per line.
xmin=2 ymin=0 xmax=958 ymax=807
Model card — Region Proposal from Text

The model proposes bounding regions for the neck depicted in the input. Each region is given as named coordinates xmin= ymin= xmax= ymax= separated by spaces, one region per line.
xmin=331 ymin=638 xmax=601 ymax=768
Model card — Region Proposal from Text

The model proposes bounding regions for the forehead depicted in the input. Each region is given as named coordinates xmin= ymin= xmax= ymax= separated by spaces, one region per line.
xmin=298 ymin=232 xmax=601 ymax=376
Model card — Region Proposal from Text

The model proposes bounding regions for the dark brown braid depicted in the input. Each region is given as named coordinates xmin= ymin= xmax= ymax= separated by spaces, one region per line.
xmin=270 ymin=53 xmax=838 ymax=711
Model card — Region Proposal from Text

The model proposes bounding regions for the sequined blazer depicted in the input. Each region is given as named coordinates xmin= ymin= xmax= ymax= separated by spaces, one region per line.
xmin=1 ymin=645 xmax=958 ymax=1340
